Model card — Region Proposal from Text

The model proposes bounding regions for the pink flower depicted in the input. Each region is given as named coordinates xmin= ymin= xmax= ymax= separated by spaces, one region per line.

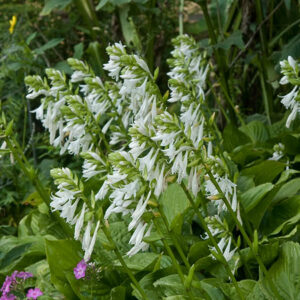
xmin=26 ymin=288 xmax=43 ymax=299
xmin=16 ymin=272 xmax=33 ymax=280
xmin=0 ymin=294 xmax=16 ymax=300
xmin=73 ymin=260 xmax=87 ymax=279
xmin=0 ymin=276 xmax=12 ymax=295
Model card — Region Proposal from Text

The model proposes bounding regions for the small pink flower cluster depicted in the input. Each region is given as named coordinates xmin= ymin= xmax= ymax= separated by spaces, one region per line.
xmin=0 ymin=271 xmax=43 ymax=300
xmin=73 ymin=260 xmax=87 ymax=279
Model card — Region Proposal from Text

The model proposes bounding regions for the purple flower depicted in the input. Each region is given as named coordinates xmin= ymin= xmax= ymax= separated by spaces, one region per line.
xmin=0 ymin=294 xmax=16 ymax=300
xmin=0 ymin=276 xmax=12 ymax=295
xmin=74 ymin=260 xmax=87 ymax=279
xmin=26 ymin=288 xmax=43 ymax=299
xmin=16 ymin=272 xmax=33 ymax=280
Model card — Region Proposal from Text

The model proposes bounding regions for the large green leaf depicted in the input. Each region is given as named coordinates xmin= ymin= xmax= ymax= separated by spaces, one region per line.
xmin=260 ymin=196 xmax=300 ymax=235
xmin=256 ymin=242 xmax=300 ymax=299
xmin=153 ymin=274 xmax=185 ymax=297
xmin=272 ymin=178 xmax=300 ymax=204
xmin=0 ymin=235 xmax=47 ymax=274
xmin=40 ymin=0 xmax=72 ymax=16
xmin=114 ymin=252 xmax=171 ymax=271
xmin=240 ymin=183 xmax=273 ymax=213
xmin=45 ymin=239 xmax=82 ymax=299
xmin=223 ymin=123 xmax=250 ymax=152
xmin=159 ymin=183 xmax=190 ymax=231
xmin=118 ymin=4 xmax=142 ymax=51
xmin=241 ymin=160 xmax=285 ymax=185
xmin=98 ymin=221 xmax=131 ymax=253
xmin=240 ymin=121 xmax=270 ymax=145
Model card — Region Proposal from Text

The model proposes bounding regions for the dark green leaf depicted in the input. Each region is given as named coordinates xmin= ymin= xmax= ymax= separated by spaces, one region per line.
xmin=159 ymin=183 xmax=190 ymax=230
xmin=240 ymin=183 xmax=273 ymax=213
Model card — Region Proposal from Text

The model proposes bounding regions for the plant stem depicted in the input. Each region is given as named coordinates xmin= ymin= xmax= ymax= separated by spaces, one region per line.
xmin=198 ymin=0 xmax=244 ymax=126
xmin=157 ymin=205 xmax=191 ymax=269
xmin=179 ymin=0 xmax=184 ymax=35
xmin=5 ymin=136 xmax=73 ymax=238
xmin=180 ymin=183 xmax=245 ymax=300
xmin=100 ymin=219 xmax=149 ymax=300
xmin=146 ymin=0 xmax=156 ymax=72
xmin=203 ymin=167 xmax=283 ymax=299
xmin=153 ymin=218 xmax=195 ymax=299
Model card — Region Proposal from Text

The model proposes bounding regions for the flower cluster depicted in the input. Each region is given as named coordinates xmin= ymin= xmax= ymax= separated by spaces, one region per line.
xmin=0 ymin=271 xmax=42 ymax=300
xmin=26 ymin=34 xmax=242 ymax=266
xmin=50 ymin=167 xmax=100 ymax=261
xmin=279 ymin=56 xmax=300 ymax=128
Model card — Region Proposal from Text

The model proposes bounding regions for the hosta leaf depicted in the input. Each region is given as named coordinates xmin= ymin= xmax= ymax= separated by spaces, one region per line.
xmin=240 ymin=121 xmax=270 ymax=144
xmin=241 ymin=160 xmax=285 ymax=185
xmin=260 ymin=196 xmax=300 ymax=235
xmin=223 ymin=123 xmax=250 ymax=152
xmin=153 ymin=274 xmax=185 ymax=297
xmin=159 ymin=183 xmax=190 ymax=231
xmin=259 ymin=242 xmax=300 ymax=299
xmin=45 ymin=239 xmax=82 ymax=299
xmin=188 ymin=240 xmax=210 ymax=263
xmin=272 ymin=178 xmax=300 ymax=204
xmin=0 ymin=235 xmax=46 ymax=274
xmin=98 ymin=221 xmax=131 ymax=253
xmin=240 ymin=183 xmax=273 ymax=213
xmin=114 ymin=252 xmax=161 ymax=271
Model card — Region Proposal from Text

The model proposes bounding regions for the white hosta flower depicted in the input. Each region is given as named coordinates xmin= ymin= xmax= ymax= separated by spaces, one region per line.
xmin=288 ymin=56 xmax=297 ymax=72
xmin=152 ymin=131 xmax=180 ymax=147
xmin=281 ymin=86 xmax=298 ymax=110
xmin=84 ymin=220 xmax=100 ymax=261
xmin=104 ymin=42 xmax=126 ymax=80
xmin=31 ymin=103 xmax=44 ymax=120
xmin=154 ymin=164 xmax=166 ymax=197
xmin=128 ymin=192 xmax=150 ymax=231
xmin=82 ymin=220 xmax=92 ymax=252
xmin=205 ymin=174 xmax=238 ymax=214
xmin=71 ymin=71 xmax=89 ymax=83
xmin=129 ymin=139 xmax=146 ymax=160
xmin=171 ymin=151 xmax=188 ymax=183
xmin=96 ymin=181 xmax=109 ymax=200
xmin=127 ymin=223 xmax=152 ymax=257
xmin=26 ymin=88 xmax=49 ymax=100
xmin=139 ymin=148 xmax=159 ymax=174
xmin=82 ymin=154 xmax=106 ymax=181
xmin=269 ymin=143 xmax=285 ymax=161
xmin=74 ymin=203 xmax=86 ymax=240
xmin=51 ymin=189 xmax=81 ymax=225
xmin=188 ymin=167 xmax=200 ymax=197
xmin=216 ymin=236 xmax=236 ymax=262
xmin=286 ymin=102 xmax=300 ymax=128
xmin=279 ymin=57 xmax=300 ymax=128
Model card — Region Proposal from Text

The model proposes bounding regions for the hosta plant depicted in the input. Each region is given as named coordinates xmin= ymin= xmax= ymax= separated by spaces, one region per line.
xmin=1 ymin=34 xmax=300 ymax=300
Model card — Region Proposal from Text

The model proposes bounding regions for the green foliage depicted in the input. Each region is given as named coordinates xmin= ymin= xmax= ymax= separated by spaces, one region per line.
xmin=1 ymin=0 xmax=300 ymax=299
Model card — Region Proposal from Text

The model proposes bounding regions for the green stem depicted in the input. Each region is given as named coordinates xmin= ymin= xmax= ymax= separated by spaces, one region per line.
xmin=180 ymin=183 xmax=245 ymax=300
xmin=153 ymin=218 xmax=195 ymax=299
xmin=100 ymin=219 xmax=149 ymax=300
xmin=203 ymin=167 xmax=283 ymax=299
xmin=5 ymin=137 xmax=73 ymax=238
xmin=157 ymin=206 xmax=191 ymax=269
xmin=146 ymin=0 xmax=156 ymax=72
xmin=199 ymin=1 xmax=244 ymax=126
xmin=179 ymin=0 xmax=184 ymax=35
xmin=206 ymin=81 xmax=230 ymax=124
